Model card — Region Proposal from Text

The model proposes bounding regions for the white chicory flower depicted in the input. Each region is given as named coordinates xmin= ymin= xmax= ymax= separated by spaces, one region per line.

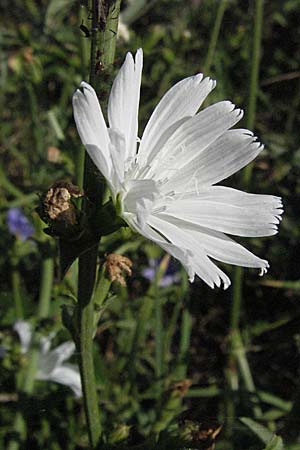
xmin=72 ymin=49 xmax=283 ymax=289
xmin=14 ymin=320 xmax=82 ymax=398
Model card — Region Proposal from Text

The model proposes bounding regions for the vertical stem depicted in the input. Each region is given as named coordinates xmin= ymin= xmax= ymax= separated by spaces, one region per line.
xmin=155 ymin=295 xmax=163 ymax=387
xmin=12 ymin=265 xmax=23 ymax=319
xmin=77 ymin=248 xmax=101 ymax=447
xmin=231 ymin=0 xmax=264 ymax=330
xmin=37 ymin=251 xmax=54 ymax=319
xmin=243 ymin=0 xmax=264 ymax=187
xmin=98 ymin=0 xmax=122 ymax=70
xmin=89 ymin=0 xmax=99 ymax=86
xmin=177 ymin=309 xmax=192 ymax=379
xmin=203 ymin=0 xmax=227 ymax=74
xmin=76 ymin=1 xmax=121 ymax=448
xmin=226 ymin=0 xmax=264 ymax=435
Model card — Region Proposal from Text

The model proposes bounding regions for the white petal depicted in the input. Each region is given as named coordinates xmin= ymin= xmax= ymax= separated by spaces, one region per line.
xmin=37 ymin=341 xmax=76 ymax=377
xmin=123 ymin=214 xmax=194 ymax=281
xmin=157 ymin=215 xmax=269 ymax=271
xmin=136 ymin=116 xmax=190 ymax=179
xmin=148 ymin=101 xmax=243 ymax=179
xmin=195 ymin=227 xmax=269 ymax=270
xmin=163 ymin=129 xmax=263 ymax=192
xmin=147 ymin=215 xmax=231 ymax=289
xmin=122 ymin=179 xmax=160 ymax=227
xmin=40 ymin=333 xmax=55 ymax=355
xmin=108 ymin=49 xmax=143 ymax=161
xmin=160 ymin=186 xmax=283 ymax=237
xmin=108 ymin=128 xmax=127 ymax=191
xmin=138 ymin=74 xmax=216 ymax=168
xmin=72 ymin=82 xmax=111 ymax=178
xmin=49 ymin=342 xmax=76 ymax=366
xmin=39 ymin=364 xmax=82 ymax=398
xmin=14 ymin=320 xmax=32 ymax=354
xmin=85 ymin=144 xmax=111 ymax=181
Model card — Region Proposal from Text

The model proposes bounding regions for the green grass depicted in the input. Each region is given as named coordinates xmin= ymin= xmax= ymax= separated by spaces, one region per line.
xmin=1 ymin=0 xmax=300 ymax=449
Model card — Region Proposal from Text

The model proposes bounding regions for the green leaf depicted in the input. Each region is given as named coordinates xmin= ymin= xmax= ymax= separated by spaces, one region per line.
xmin=241 ymin=417 xmax=285 ymax=450
xmin=240 ymin=417 xmax=273 ymax=443
xmin=263 ymin=435 xmax=284 ymax=450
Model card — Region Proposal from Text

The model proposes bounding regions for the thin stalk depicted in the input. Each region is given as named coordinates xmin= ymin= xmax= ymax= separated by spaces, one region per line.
xmin=231 ymin=0 xmax=264 ymax=339
xmin=176 ymin=308 xmax=192 ymax=379
xmin=243 ymin=0 xmax=264 ymax=187
xmin=37 ymin=253 xmax=54 ymax=318
xmin=227 ymin=0 xmax=264 ymax=435
xmin=75 ymin=1 xmax=121 ymax=448
xmin=2 ymin=193 xmax=37 ymax=209
xmin=155 ymin=296 xmax=163 ymax=386
xmin=12 ymin=265 xmax=23 ymax=319
xmin=231 ymin=329 xmax=262 ymax=419
xmin=203 ymin=0 xmax=227 ymax=74
xmin=0 ymin=164 xmax=24 ymax=198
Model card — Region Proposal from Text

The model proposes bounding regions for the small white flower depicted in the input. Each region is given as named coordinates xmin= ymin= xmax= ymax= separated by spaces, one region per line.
xmin=72 ymin=49 xmax=283 ymax=290
xmin=14 ymin=321 xmax=82 ymax=398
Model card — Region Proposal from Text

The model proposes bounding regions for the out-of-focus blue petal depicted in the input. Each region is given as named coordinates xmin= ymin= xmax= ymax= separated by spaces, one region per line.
xmin=7 ymin=207 xmax=34 ymax=241
xmin=142 ymin=258 xmax=180 ymax=287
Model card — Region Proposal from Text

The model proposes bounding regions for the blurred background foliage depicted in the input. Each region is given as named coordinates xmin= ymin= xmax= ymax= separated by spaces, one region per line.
xmin=1 ymin=0 xmax=300 ymax=449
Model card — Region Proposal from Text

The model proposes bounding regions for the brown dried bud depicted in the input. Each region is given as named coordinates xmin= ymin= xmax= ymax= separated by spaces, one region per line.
xmin=43 ymin=181 xmax=83 ymax=225
xmin=169 ymin=379 xmax=192 ymax=397
xmin=105 ymin=254 xmax=133 ymax=286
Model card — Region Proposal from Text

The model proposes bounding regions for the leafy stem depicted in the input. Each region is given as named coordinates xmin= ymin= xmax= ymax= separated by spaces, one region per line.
xmin=75 ymin=1 xmax=121 ymax=448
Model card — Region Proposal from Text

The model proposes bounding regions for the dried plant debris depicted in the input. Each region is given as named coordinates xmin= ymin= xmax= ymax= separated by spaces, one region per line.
xmin=105 ymin=253 xmax=133 ymax=286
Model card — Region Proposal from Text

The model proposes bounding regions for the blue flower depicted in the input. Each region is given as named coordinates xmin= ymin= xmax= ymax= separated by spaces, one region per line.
xmin=142 ymin=257 xmax=181 ymax=287
xmin=7 ymin=207 xmax=34 ymax=241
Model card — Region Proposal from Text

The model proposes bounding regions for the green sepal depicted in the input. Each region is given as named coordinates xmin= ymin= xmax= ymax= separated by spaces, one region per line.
xmin=94 ymin=199 xmax=127 ymax=236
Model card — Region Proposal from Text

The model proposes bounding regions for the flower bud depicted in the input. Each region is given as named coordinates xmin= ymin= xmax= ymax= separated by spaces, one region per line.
xmin=104 ymin=253 xmax=132 ymax=286
xmin=38 ymin=181 xmax=83 ymax=238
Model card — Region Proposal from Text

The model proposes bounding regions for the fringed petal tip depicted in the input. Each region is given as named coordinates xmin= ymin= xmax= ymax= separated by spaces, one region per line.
xmin=259 ymin=260 xmax=270 ymax=277
xmin=135 ymin=47 xmax=143 ymax=60
xmin=206 ymin=273 xmax=231 ymax=290
xmin=193 ymin=74 xmax=217 ymax=90
xmin=188 ymin=263 xmax=231 ymax=290
xmin=124 ymin=48 xmax=143 ymax=66
xmin=80 ymin=80 xmax=93 ymax=91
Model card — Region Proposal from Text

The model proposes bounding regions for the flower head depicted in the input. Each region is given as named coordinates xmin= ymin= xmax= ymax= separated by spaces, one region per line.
xmin=7 ymin=207 xmax=34 ymax=241
xmin=14 ymin=320 xmax=82 ymax=397
xmin=72 ymin=49 xmax=283 ymax=289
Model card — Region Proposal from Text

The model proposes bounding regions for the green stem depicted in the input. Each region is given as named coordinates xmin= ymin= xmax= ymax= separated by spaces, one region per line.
xmin=98 ymin=0 xmax=121 ymax=70
xmin=1 ymin=193 xmax=37 ymax=209
xmin=203 ymin=0 xmax=227 ymax=74
xmin=155 ymin=296 xmax=163 ymax=386
xmin=12 ymin=265 xmax=23 ymax=319
xmin=37 ymin=252 xmax=54 ymax=318
xmin=0 ymin=164 xmax=24 ymax=199
xmin=231 ymin=330 xmax=262 ymax=418
xmin=231 ymin=0 xmax=264 ymax=333
xmin=77 ymin=248 xmax=101 ymax=447
xmin=177 ymin=309 xmax=192 ymax=379
xmin=227 ymin=0 xmax=264 ymax=434
xmin=243 ymin=0 xmax=264 ymax=187
xmin=75 ymin=1 xmax=121 ymax=448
